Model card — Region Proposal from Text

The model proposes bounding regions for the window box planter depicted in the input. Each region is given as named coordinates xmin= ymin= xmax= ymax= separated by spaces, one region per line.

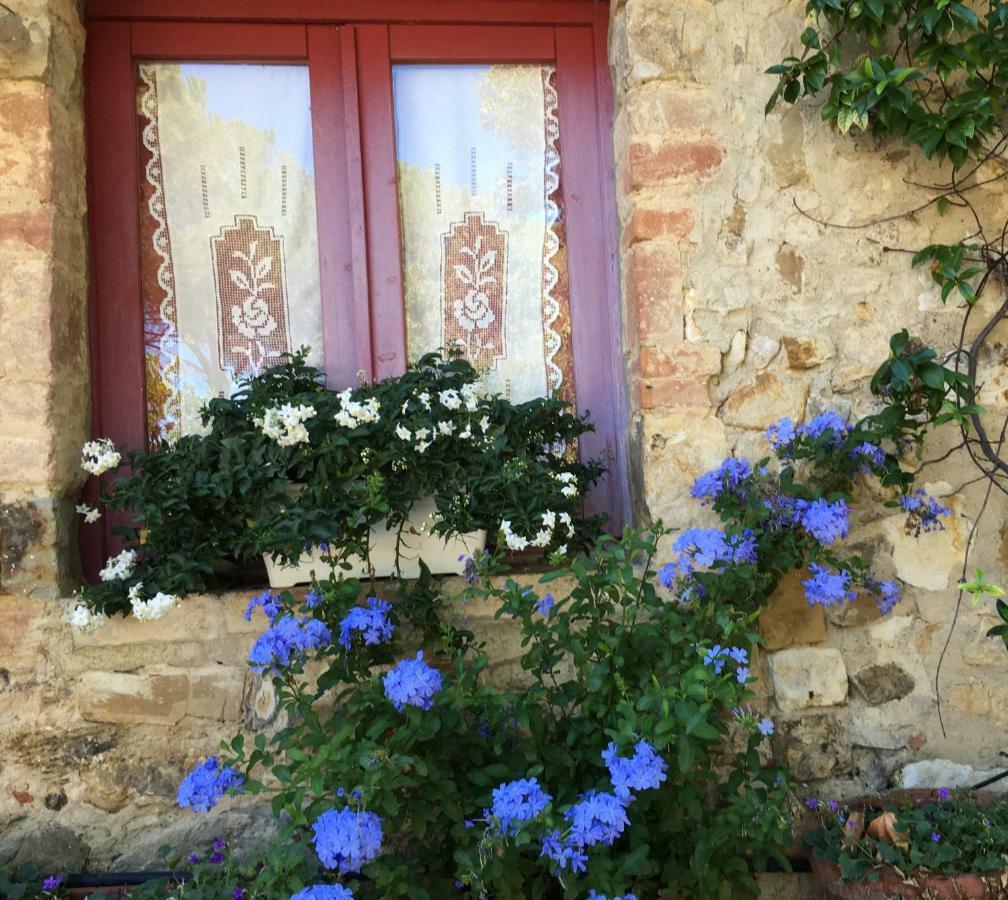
xmin=808 ymin=789 xmax=1006 ymax=899
xmin=262 ymin=497 xmax=487 ymax=587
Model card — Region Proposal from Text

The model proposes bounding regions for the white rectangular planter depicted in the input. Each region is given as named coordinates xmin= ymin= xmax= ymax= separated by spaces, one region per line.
xmin=262 ymin=497 xmax=488 ymax=588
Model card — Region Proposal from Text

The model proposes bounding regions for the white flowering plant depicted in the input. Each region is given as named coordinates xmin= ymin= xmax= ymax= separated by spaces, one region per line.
xmin=76 ymin=350 xmax=606 ymax=619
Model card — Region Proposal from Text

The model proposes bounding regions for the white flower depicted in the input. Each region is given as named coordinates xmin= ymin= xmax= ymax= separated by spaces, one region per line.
xmin=439 ymin=389 xmax=462 ymax=410
xmin=557 ymin=544 xmax=568 ymax=556
xmin=559 ymin=512 xmax=575 ymax=537
xmin=257 ymin=403 xmax=316 ymax=446
xmin=81 ymin=438 xmax=121 ymax=476
xmin=76 ymin=503 xmax=102 ymax=524
xmin=459 ymin=427 xmax=473 ymax=440
xmin=401 ymin=400 xmax=410 ymax=415
xmin=67 ymin=603 xmax=107 ymax=631
xmin=500 ymin=519 xmax=532 ymax=552
xmin=541 ymin=510 xmax=556 ymax=530
xmin=555 ymin=471 xmax=578 ymax=498
xmin=479 ymin=416 xmax=491 ymax=433
xmin=415 ymin=440 xmax=432 ymax=454
xmin=414 ymin=427 xmax=431 ymax=442
xmin=396 ymin=423 xmax=412 ymax=441
xmin=127 ymin=582 xmax=144 ymax=603
xmin=418 ymin=392 xmax=431 ymax=410
xmin=335 ymin=391 xmax=380 ymax=428
xmin=437 ymin=421 xmax=455 ymax=436
xmin=99 ymin=549 xmax=137 ymax=582
xmin=461 ymin=383 xmax=480 ymax=411
xmin=531 ymin=528 xmax=552 ymax=548
xmin=131 ymin=590 xmax=179 ymax=622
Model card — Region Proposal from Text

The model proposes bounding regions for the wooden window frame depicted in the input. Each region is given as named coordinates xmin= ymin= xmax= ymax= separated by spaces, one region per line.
xmin=82 ymin=2 xmax=628 ymax=579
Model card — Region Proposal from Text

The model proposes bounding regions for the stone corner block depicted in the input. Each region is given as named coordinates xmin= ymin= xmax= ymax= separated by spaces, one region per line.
xmin=768 ymin=646 xmax=848 ymax=713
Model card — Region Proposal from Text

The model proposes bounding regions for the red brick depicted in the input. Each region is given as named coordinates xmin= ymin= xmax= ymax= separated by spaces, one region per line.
xmin=622 ymin=207 xmax=694 ymax=246
xmin=623 ymin=243 xmax=684 ymax=341
xmin=636 ymin=376 xmax=711 ymax=410
xmin=624 ymin=141 xmax=724 ymax=190
xmin=639 ymin=345 xmax=720 ymax=379
xmin=0 ymin=209 xmax=52 ymax=253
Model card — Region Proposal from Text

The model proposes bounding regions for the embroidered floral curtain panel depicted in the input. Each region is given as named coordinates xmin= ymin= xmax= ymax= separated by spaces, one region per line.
xmin=137 ymin=63 xmax=324 ymax=445
xmin=392 ymin=64 xmax=576 ymax=405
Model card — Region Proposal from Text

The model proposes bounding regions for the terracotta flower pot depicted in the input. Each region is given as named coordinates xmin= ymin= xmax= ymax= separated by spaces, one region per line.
xmin=810 ymin=789 xmax=1008 ymax=899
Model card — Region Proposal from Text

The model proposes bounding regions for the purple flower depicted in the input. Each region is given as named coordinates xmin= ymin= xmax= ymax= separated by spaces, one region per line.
xmin=691 ymin=458 xmax=753 ymax=503
xmin=244 ymin=589 xmax=282 ymax=624
xmin=931 ymin=831 xmax=942 ymax=842
xmin=382 ymin=651 xmax=443 ymax=711
xmin=233 ymin=889 xmax=245 ymax=900
xmin=213 ymin=838 xmax=226 ymax=851
xmin=491 ymin=777 xmax=552 ymax=833
xmin=602 ymin=740 xmax=668 ymax=799
xmin=802 ymin=563 xmax=857 ymax=607
xmin=805 ymin=797 xmax=820 ymax=810
xmin=42 ymin=875 xmax=63 ymax=891
xmin=248 ymin=614 xmax=332 ymax=674
xmin=828 ymin=800 xmax=839 ymax=812
xmin=177 ymin=757 xmax=244 ymax=813
xmin=534 ymin=593 xmax=556 ymax=617
xmin=312 ymin=806 xmax=383 ymax=874
xmin=937 ymin=787 xmax=951 ymax=800
xmin=796 ymin=498 xmax=849 ymax=546
xmin=187 ymin=853 xmax=199 ymax=864
xmin=209 ymin=851 xmax=224 ymax=864
xmin=338 ymin=597 xmax=394 ymax=650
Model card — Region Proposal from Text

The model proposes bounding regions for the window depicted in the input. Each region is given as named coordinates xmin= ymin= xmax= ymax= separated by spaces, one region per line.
xmin=83 ymin=4 xmax=626 ymax=577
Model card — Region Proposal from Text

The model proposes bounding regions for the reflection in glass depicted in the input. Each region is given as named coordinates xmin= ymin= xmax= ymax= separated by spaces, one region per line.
xmin=393 ymin=64 xmax=576 ymax=405
xmin=137 ymin=63 xmax=322 ymax=445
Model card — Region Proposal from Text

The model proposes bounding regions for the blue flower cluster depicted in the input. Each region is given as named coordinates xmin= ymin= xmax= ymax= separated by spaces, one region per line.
xmin=702 ymin=644 xmax=750 ymax=683
xmin=766 ymin=411 xmax=850 ymax=453
xmin=658 ymin=529 xmax=758 ymax=591
xmin=305 ymin=589 xmax=323 ymax=609
xmin=690 ymin=458 xmax=753 ymax=503
xmin=248 ymin=615 xmax=333 ymax=674
xmin=867 ymin=577 xmax=901 ymax=615
xmin=765 ymin=417 xmax=798 ymax=451
xmin=587 ymin=891 xmax=637 ymax=900
xmin=795 ymin=498 xmax=850 ymax=546
xmin=244 ymin=589 xmax=282 ymax=624
xmin=177 ymin=757 xmax=244 ymax=813
xmin=802 ymin=563 xmax=857 ymax=607
xmin=491 ymin=777 xmax=552 ymax=834
xmin=852 ymin=441 xmax=886 ymax=470
xmin=312 ymin=806 xmax=383 ymax=874
xmin=534 ymin=592 xmax=556 ymax=617
xmin=564 ymin=790 xmax=631 ymax=848
xmin=337 ymin=597 xmax=393 ymax=650
xmin=382 ymin=651 xmax=443 ymax=711
xmin=900 ymin=488 xmax=951 ymax=534
xmin=290 ymin=887 xmax=353 ymax=900
xmin=602 ymin=740 xmax=668 ymax=799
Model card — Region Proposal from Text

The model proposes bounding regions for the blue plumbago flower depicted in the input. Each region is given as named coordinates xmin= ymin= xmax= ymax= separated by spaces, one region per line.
xmin=851 ymin=442 xmax=886 ymax=470
xmin=757 ymin=717 xmax=774 ymax=736
xmin=796 ymin=498 xmax=850 ymax=546
xmin=674 ymin=528 xmax=758 ymax=569
xmin=382 ymin=651 xmax=443 ymax=711
xmin=244 ymin=589 xmax=282 ymax=624
xmin=602 ymin=740 xmax=668 ymax=799
xmin=802 ymin=411 xmax=850 ymax=446
xmin=764 ymin=493 xmax=800 ymax=530
xmin=490 ymin=777 xmax=552 ymax=833
xmin=540 ymin=829 xmax=588 ymax=873
xmin=290 ymin=886 xmax=354 ymax=900
xmin=868 ymin=578 xmax=900 ymax=615
xmin=248 ymin=615 xmax=333 ymax=674
xmin=735 ymin=665 xmax=750 ymax=684
xmin=338 ymin=597 xmax=393 ymax=650
xmin=802 ymin=564 xmax=857 ymax=607
xmin=304 ymin=589 xmax=322 ymax=609
xmin=177 ymin=757 xmax=244 ymax=813
xmin=766 ymin=417 xmax=798 ymax=452
xmin=703 ymin=644 xmax=727 ymax=674
xmin=690 ymin=458 xmax=753 ymax=503
xmin=702 ymin=644 xmax=748 ymax=676
xmin=534 ymin=593 xmax=556 ymax=617
xmin=728 ymin=646 xmax=748 ymax=665
xmin=656 ymin=563 xmax=678 ymax=590
xmin=564 ymin=790 xmax=631 ymax=848
xmin=900 ymin=488 xmax=951 ymax=535
xmin=587 ymin=892 xmax=637 ymax=900
xmin=312 ymin=806 xmax=383 ymax=874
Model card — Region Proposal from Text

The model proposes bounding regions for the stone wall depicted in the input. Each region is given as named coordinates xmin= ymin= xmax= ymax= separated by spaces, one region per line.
xmin=610 ymin=0 xmax=1008 ymax=798
xmin=2 ymin=0 xmax=1008 ymax=880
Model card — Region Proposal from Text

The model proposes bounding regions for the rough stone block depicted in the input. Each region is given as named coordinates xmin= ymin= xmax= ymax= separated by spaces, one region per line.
xmin=851 ymin=663 xmax=915 ymax=705
xmin=187 ymin=665 xmax=246 ymax=721
xmin=721 ymin=373 xmax=808 ymax=430
xmin=758 ymin=570 xmax=826 ymax=651
xmin=78 ymin=669 xmax=188 ymax=725
xmin=883 ymin=510 xmax=966 ymax=592
xmin=769 ymin=647 xmax=848 ymax=712
xmin=772 ymin=714 xmax=850 ymax=780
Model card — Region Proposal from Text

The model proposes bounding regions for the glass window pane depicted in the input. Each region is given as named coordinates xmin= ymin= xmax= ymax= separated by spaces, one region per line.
xmin=137 ymin=62 xmax=323 ymax=445
xmin=393 ymin=64 xmax=576 ymax=405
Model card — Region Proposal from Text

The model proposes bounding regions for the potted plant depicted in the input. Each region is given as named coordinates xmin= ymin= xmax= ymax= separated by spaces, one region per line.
xmin=804 ymin=788 xmax=1008 ymax=898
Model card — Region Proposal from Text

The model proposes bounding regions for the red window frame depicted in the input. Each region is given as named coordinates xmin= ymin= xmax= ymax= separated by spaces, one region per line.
xmin=82 ymin=2 xmax=627 ymax=579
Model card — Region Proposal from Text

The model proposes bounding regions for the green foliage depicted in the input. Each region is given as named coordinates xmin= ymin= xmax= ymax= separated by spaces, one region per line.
xmin=805 ymin=790 xmax=1008 ymax=881
xmin=80 ymin=351 xmax=605 ymax=617
xmin=767 ymin=0 xmax=1008 ymax=168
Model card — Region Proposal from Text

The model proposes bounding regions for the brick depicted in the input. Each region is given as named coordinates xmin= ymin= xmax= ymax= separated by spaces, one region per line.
xmin=636 ymin=376 xmax=711 ymax=411
xmin=622 ymin=207 xmax=694 ymax=246
xmin=768 ymin=647 xmax=848 ymax=713
xmin=187 ymin=666 xmax=246 ymax=721
xmin=79 ymin=670 xmax=189 ymax=725
xmin=0 ymin=209 xmax=53 ymax=253
xmin=624 ymin=141 xmax=723 ymax=191
xmin=758 ymin=571 xmax=827 ymax=651
xmin=623 ymin=242 xmax=684 ymax=341
xmin=639 ymin=345 xmax=720 ymax=379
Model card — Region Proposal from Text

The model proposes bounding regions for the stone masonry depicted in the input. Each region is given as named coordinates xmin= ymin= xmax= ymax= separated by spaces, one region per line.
xmin=0 ymin=0 xmax=1006 ymax=876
